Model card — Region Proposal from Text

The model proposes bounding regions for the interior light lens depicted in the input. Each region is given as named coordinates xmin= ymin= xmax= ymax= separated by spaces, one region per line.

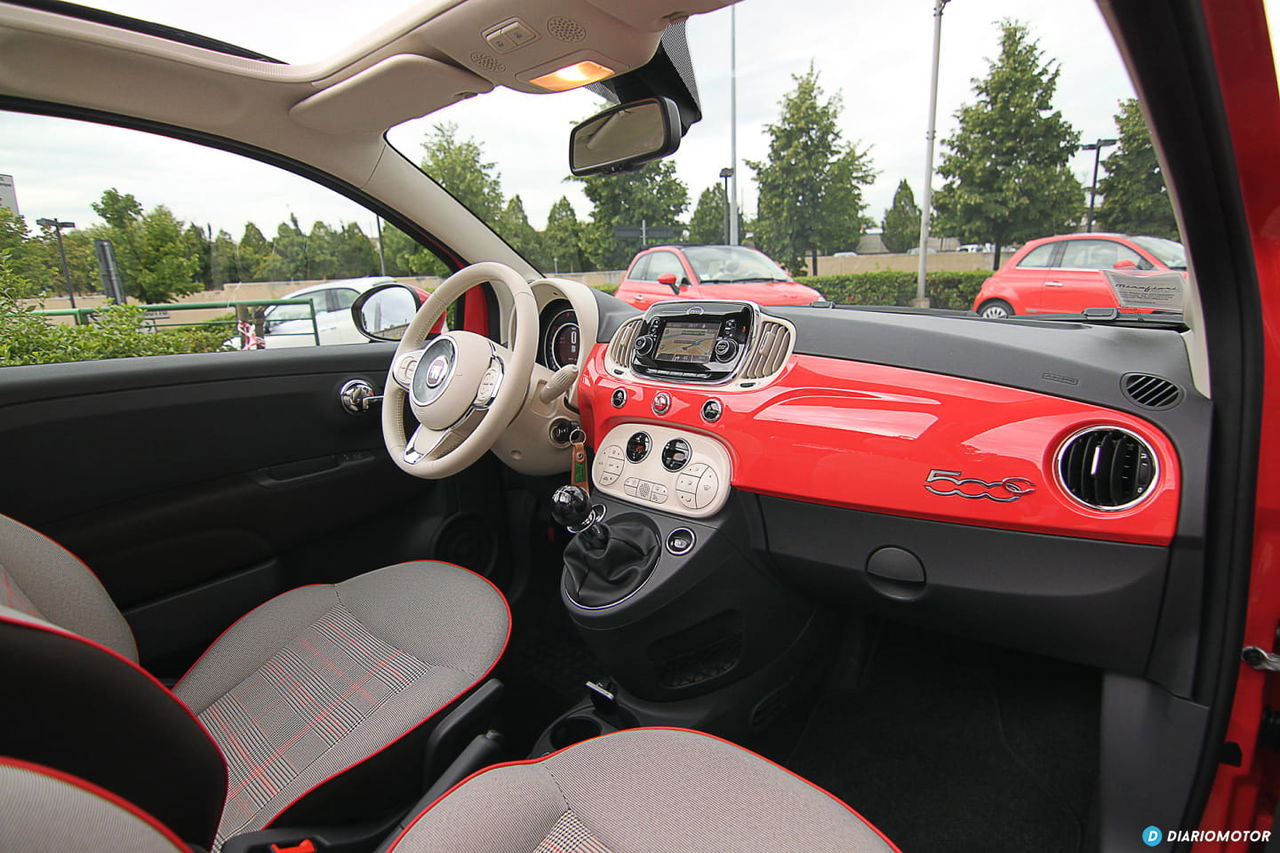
xmin=530 ymin=60 xmax=615 ymax=92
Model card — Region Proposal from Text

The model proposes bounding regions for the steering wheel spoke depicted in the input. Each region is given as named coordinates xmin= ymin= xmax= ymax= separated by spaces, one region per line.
xmin=391 ymin=348 xmax=426 ymax=392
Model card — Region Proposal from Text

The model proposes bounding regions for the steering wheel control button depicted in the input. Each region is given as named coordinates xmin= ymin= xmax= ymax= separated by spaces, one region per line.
xmin=652 ymin=392 xmax=672 ymax=415
xmin=474 ymin=366 xmax=501 ymax=406
xmin=701 ymin=399 xmax=723 ymax=422
xmin=625 ymin=432 xmax=652 ymax=463
xmin=667 ymin=528 xmax=696 ymax=556
xmin=661 ymin=438 xmax=692 ymax=471
xmin=611 ymin=388 xmax=627 ymax=408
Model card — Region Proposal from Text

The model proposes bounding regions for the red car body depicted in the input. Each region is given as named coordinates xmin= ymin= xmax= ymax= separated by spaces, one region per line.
xmin=972 ymin=233 xmax=1188 ymax=318
xmin=614 ymin=245 xmax=822 ymax=309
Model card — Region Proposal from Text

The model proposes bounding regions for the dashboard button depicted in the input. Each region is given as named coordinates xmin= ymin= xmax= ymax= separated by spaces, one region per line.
xmin=611 ymin=388 xmax=627 ymax=408
xmin=677 ymin=491 xmax=698 ymax=509
xmin=686 ymin=462 xmax=708 ymax=477
xmin=713 ymin=338 xmax=738 ymax=362
xmin=661 ymin=438 xmax=691 ymax=472
xmin=676 ymin=473 xmax=700 ymax=493
xmin=623 ymin=477 xmax=639 ymax=496
xmin=701 ymin=399 xmax=723 ymax=422
xmin=652 ymin=392 xmax=671 ymax=415
xmin=597 ymin=469 xmax=619 ymax=486
xmin=651 ymin=484 xmax=668 ymax=502
xmin=666 ymin=528 xmax=695 ymax=556
xmin=625 ymin=432 xmax=651 ymax=463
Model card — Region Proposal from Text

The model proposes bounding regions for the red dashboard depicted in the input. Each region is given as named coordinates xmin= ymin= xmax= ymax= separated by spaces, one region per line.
xmin=580 ymin=342 xmax=1180 ymax=546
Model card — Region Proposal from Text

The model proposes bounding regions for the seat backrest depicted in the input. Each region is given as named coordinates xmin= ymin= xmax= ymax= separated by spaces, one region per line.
xmin=0 ymin=514 xmax=136 ymax=659
xmin=0 ymin=514 xmax=226 ymax=848
xmin=0 ymin=757 xmax=189 ymax=852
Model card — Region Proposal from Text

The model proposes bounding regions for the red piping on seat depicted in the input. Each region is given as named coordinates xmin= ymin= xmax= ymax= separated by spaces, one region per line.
xmin=383 ymin=725 xmax=904 ymax=853
xmin=0 ymin=611 xmax=226 ymax=770
xmin=261 ymin=560 xmax=512 ymax=831
xmin=0 ymin=755 xmax=190 ymax=851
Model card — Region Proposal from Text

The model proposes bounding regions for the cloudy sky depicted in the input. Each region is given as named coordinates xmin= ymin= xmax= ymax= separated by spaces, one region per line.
xmin=2 ymin=0 xmax=1277 ymax=242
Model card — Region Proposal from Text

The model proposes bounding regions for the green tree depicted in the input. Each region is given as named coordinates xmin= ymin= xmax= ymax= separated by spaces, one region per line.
xmin=306 ymin=221 xmax=339 ymax=279
xmin=0 ymin=209 xmax=55 ymax=293
xmin=497 ymin=195 xmax=545 ymax=269
xmin=933 ymin=21 xmax=1084 ymax=269
xmin=381 ymin=225 xmax=449 ymax=277
xmin=92 ymin=188 xmax=143 ymax=230
xmin=333 ymin=223 xmax=377 ymax=278
xmin=131 ymin=205 xmax=201 ymax=302
xmin=238 ymin=223 xmax=270 ymax=280
xmin=211 ymin=230 xmax=239 ymax=286
xmin=577 ymin=160 xmax=689 ymax=269
xmin=542 ymin=196 xmax=584 ymax=273
xmin=1096 ymin=98 xmax=1178 ymax=239
xmin=881 ymin=179 xmax=923 ymax=254
xmin=259 ymin=215 xmax=309 ymax=282
xmin=420 ymin=123 xmax=504 ymax=224
xmin=686 ymin=185 xmax=745 ymax=246
xmin=184 ymin=223 xmax=212 ymax=289
xmin=748 ymin=66 xmax=875 ymax=274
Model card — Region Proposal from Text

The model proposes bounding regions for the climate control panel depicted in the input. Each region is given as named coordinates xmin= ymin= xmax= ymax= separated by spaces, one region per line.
xmin=591 ymin=423 xmax=733 ymax=518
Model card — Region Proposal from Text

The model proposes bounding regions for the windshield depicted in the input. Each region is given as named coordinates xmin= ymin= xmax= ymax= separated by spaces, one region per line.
xmin=684 ymin=246 xmax=789 ymax=283
xmin=1131 ymin=236 xmax=1187 ymax=270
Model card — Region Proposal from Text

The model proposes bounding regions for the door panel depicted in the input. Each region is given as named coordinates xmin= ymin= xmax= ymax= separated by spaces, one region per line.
xmin=0 ymin=344 xmax=510 ymax=673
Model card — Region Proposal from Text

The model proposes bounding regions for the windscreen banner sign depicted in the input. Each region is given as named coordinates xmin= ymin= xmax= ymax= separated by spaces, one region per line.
xmin=1103 ymin=270 xmax=1184 ymax=311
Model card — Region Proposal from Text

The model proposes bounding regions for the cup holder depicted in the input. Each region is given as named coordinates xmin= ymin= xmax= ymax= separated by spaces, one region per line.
xmin=548 ymin=715 xmax=604 ymax=750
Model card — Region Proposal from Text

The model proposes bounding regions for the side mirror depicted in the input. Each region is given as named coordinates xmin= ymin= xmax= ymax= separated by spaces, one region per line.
xmin=1113 ymin=259 xmax=1137 ymax=270
xmin=656 ymin=272 xmax=682 ymax=295
xmin=569 ymin=97 xmax=682 ymax=177
xmin=351 ymin=282 xmax=426 ymax=341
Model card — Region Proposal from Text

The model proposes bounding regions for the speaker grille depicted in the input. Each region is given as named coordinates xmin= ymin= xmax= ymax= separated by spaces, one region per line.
xmin=1056 ymin=427 xmax=1158 ymax=510
xmin=741 ymin=319 xmax=792 ymax=379
xmin=468 ymin=51 xmax=505 ymax=74
xmin=547 ymin=15 xmax=586 ymax=42
xmin=1122 ymin=373 xmax=1184 ymax=410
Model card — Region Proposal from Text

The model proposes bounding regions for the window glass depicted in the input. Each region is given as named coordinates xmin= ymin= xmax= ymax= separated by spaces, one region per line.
xmin=0 ymin=113 xmax=452 ymax=364
xmin=628 ymin=254 xmax=653 ymax=282
xmin=684 ymin=246 xmax=789 ymax=283
xmin=1060 ymin=240 xmax=1145 ymax=270
xmin=1017 ymin=244 xmax=1059 ymax=269
xmin=647 ymin=252 xmax=686 ymax=282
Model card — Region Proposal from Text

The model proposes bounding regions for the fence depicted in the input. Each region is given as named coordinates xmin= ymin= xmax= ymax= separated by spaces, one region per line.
xmin=35 ymin=298 xmax=319 ymax=347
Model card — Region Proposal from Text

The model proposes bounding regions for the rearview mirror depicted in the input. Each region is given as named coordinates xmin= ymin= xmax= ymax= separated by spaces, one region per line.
xmin=351 ymin=282 xmax=426 ymax=341
xmin=569 ymin=97 xmax=682 ymax=177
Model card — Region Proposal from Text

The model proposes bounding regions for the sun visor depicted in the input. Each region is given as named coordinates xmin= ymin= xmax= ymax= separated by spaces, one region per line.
xmin=291 ymin=55 xmax=493 ymax=136
xmin=587 ymin=21 xmax=702 ymax=134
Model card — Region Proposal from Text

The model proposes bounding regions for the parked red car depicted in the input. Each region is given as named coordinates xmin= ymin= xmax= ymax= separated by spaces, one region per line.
xmin=615 ymin=244 xmax=823 ymax=308
xmin=972 ymin=233 xmax=1188 ymax=318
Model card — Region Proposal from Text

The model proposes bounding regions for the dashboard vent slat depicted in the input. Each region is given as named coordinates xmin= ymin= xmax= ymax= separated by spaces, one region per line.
xmin=1057 ymin=427 xmax=1157 ymax=511
xmin=607 ymin=318 xmax=642 ymax=369
xmin=1122 ymin=373 xmax=1183 ymax=410
xmin=742 ymin=320 xmax=792 ymax=379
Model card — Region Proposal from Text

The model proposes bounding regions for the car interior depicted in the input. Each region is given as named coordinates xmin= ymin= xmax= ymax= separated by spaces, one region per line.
xmin=0 ymin=0 xmax=1272 ymax=851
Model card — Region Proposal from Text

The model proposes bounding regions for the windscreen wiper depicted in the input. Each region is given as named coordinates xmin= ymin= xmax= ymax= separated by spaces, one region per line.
xmin=1029 ymin=307 xmax=1187 ymax=328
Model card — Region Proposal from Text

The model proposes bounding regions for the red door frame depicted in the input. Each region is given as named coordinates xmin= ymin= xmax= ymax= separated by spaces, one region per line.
xmin=1194 ymin=0 xmax=1280 ymax=845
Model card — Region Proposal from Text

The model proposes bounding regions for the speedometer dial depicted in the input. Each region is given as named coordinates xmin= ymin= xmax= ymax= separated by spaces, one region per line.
xmin=542 ymin=306 xmax=580 ymax=370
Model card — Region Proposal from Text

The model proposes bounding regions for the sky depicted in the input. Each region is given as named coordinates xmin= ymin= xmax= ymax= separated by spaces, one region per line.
xmin=2 ymin=0 xmax=1278 ymax=240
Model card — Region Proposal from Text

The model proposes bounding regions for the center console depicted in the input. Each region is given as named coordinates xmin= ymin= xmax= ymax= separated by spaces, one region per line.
xmin=630 ymin=301 xmax=754 ymax=383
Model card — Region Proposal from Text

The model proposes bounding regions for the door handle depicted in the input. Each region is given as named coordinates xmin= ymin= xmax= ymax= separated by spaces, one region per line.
xmin=1045 ymin=281 xmax=1064 ymax=287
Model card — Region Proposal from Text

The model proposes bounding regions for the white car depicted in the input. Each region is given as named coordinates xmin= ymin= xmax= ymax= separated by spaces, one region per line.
xmin=225 ymin=277 xmax=398 ymax=349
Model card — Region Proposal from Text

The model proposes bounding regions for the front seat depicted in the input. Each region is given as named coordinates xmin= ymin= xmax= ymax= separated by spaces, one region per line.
xmin=0 ymin=513 xmax=510 ymax=851
xmin=0 ymin=728 xmax=902 ymax=853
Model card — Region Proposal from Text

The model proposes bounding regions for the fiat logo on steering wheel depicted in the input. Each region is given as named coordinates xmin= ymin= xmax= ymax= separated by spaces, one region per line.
xmin=424 ymin=356 xmax=450 ymax=388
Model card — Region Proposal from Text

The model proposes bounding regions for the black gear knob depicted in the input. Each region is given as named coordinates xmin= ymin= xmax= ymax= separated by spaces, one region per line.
xmin=551 ymin=485 xmax=592 ymax=529
xmin=551 ymin=485 xmax=608 ymax=549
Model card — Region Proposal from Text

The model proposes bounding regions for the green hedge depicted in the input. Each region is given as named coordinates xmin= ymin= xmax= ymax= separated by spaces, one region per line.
xmin=797 ymin=269 xmax=992 ymax=311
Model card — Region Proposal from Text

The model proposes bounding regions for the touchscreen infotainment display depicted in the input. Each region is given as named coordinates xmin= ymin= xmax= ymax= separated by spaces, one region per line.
xmin=655 ymin=321 xmax=718 ymax=363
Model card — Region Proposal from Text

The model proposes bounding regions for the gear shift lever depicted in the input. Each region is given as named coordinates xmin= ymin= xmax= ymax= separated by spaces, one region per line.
xmin=551 ymin=485 xmax=608 ymax=549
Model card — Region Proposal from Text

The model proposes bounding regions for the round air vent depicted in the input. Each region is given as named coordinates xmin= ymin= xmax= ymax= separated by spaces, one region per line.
xmin=1056 ymin=427 xmax=1158 ymax=511
xmin=469 ymin=51 xmax=506 ymax=73
xmin=547 ymin=15 xmax=587 ymax=42
xmin=1122 ymin=373 xmax=1183 ymax=410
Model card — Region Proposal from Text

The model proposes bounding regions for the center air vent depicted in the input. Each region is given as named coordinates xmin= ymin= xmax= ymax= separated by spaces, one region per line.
xmin=1122 ymin=373 xmax=1183 ymax=410
xmin=1056 ymin=427 xmax=1158 ymax=511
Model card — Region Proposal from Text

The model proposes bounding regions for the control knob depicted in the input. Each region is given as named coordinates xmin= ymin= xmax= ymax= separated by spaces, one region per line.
xmin=712 ymin=337 xmax=739 ymax=362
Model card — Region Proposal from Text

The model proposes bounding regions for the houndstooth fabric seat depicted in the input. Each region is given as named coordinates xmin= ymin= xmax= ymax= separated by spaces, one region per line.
xmin=0 ymin=729 xmax=902 ymax=853
xmin=385 ymin=727 xmax=901 ymax=853
xmin=0 ymin=513 xmax=510 ymax=852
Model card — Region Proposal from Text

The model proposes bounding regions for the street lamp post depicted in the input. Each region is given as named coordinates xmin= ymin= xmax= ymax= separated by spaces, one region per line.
xmin=720 ymin=167 xmax=735 ymax=244
xmin=37 ymin=218 xmax=77 ymax=309
xmin=1081 ymin=138 xmax=1118 ymax=232
xmin=728 ymin=5 xmax=739 ymax=245
xmin=915 ymin=0 xmax=951 ymax=308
